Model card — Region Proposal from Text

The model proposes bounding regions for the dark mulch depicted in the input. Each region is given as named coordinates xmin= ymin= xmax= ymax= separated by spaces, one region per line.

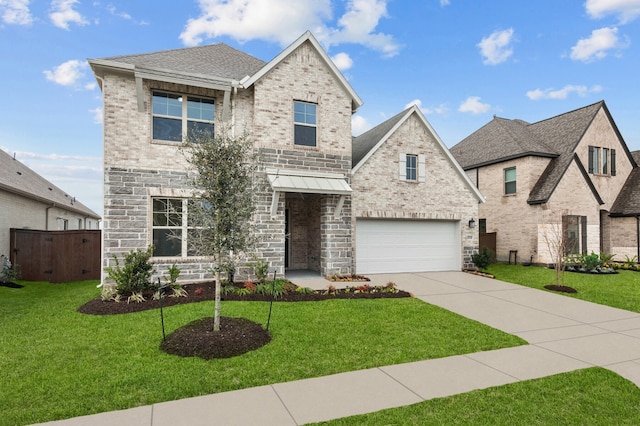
xmin=160 ymin=316 xmax=271 ymax=359
xmin=0 ymin=281 xmax=24 ymax=288
xmin=78 ymin=282 xmax=411 ymax=359
xmin=544 ymin=284 xmax=578 ymax=293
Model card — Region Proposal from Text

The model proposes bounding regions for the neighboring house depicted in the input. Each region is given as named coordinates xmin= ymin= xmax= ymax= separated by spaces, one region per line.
xmin=450 ymin=101 xmax=639 ymax=264
xmin=0 ymin=149 xmax=101 ymax=256
xmin=351 ymin=105 xmax=484 ymax=273
xmin=89 ymin=31 xmax=480 ymax=283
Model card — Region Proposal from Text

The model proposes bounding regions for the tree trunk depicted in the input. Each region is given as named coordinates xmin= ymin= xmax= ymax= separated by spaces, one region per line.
xmin=214 ymin=268 xmax=221 ymax=331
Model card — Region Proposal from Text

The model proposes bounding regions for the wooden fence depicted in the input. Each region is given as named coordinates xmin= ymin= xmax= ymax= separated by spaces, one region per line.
xmin=9 ymin=229 xmax=101 ymax=283
xmin=479 ymin=232 xmax=497 ymax=260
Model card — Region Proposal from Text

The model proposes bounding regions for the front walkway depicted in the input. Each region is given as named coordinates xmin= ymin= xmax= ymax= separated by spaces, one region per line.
xmin=37 ymin=272 xmax=640 ymax=425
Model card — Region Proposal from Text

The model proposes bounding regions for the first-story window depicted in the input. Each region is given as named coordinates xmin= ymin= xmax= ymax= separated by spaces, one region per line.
xmin=152 ymin=92 xmax=215 ymax=142
xmin=504 ymin=167 xmax=516 ymax=195
xmin=405 ymin=154 xmax=417 ymax=181
xmin=152 ymin=198 xmax=183 ymax=256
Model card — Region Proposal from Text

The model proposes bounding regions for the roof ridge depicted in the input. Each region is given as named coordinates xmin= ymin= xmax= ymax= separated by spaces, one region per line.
xmin=530 ymin=100 xmax=604 ymax=126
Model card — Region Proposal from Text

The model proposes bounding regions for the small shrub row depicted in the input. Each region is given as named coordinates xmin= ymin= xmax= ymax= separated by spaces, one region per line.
xmin=564 ymin=252 xmax=617 ymax=274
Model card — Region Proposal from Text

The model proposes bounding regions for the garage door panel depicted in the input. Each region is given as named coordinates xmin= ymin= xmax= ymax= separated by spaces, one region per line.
xmin=356 ymin=219 xmax=460 ymax=274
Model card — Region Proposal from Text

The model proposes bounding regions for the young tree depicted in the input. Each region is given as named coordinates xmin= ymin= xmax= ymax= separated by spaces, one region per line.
xmin=182 ymin=127 xmax=258 ymax=331
xmin=540 ymin=213 xmax=568 ymax=287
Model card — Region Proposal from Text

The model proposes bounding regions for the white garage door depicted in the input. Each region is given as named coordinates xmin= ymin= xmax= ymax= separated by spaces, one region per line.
xmin=356 ymin=219 xmax=460 ymax=274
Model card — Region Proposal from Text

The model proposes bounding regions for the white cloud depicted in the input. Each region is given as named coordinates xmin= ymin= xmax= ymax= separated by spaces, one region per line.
xmin=570 ymin=26 xmax=628 ymax=62
xmin=43 ymin=59 xmax=88 ymax=86
xmin=49 ymin=0 xmax=88 ymax=30
xmin=404 ymin=99 xmax=448 ymax=115
xmin=458 ymin=96 xmax=491 ymax=114
xmin=526 ymin=85 xmax=603 ymax=100
xmin=179 ymin=0 xmax=400 ymax=57
xmin=585 ymin=0 xmax=640 ymax=23
xmin=352 ymin=115 xmax=371 ymax=136
xmin=331 ymin=52 xmax=353 ymax=70
xmin=0 ymin=0 xmax=33 ymax=25
xmin=89 ymin=107 xmax=102 ymax=124
xmin=105 ymin=4 xmax=148 ymax=25
xmin=440 ymin=0 xmax=451 ymax=6
xmin=478 ymin=28 xmax=515 ymax=65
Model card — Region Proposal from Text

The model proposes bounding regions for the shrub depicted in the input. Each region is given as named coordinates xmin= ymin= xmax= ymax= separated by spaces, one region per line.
xmin=0 ymin=254 xmax=20 ymax=283
xmin=249 ymin=256 xmax=270 ymax=285
xmin=104 ymin=246 xmax=154 ymax=294
xmin=164 ymin=264 xmax=181 ymax=286
xmin=471 ymin=247 xmax=494 ymax=271
xmin=583 ymin=252 xmax=601 ymax=271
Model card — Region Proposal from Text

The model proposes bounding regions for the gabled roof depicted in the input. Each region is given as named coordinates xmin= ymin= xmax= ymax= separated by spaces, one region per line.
xmin=352 ymin=105 xmax=485 ymax=202
xmin=611 ymin=150 xmax=640 ymax=216
xmin=0 ymin=149 xmax=100 ymax=219
xmin=242 ymin=31 xmax=363 ymax=112
xmin=451 ymin=101 xmax=632 ymax=205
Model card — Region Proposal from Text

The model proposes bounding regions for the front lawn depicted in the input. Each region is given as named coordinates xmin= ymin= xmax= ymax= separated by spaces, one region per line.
xmin=487 ymin=264 xmax=640 ymax=313
xmin=315 ymin=367 xmax=640 ymax=425
xmin=0 ymin=280 xmax=524 ymax=425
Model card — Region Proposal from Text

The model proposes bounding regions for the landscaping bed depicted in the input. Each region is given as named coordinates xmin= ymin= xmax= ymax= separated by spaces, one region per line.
xmin=79 ymin=281 xmax=411 ymax=359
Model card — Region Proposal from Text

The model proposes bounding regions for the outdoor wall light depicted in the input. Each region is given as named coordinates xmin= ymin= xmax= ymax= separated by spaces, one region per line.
xmin=468 ymin=218 xmax=476 ymax=228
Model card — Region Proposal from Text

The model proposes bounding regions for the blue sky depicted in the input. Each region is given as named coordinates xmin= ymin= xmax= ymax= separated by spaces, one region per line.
xmin=1 ymin=0 xmax=640 ymax=217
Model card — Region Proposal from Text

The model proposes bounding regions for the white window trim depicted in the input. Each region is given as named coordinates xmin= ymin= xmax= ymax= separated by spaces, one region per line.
xmin=293 ymin=100 xmax=318 ymax=147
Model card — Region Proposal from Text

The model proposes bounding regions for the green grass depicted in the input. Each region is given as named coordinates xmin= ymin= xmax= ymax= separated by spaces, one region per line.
xmin=0 ymin=280 xmax=524 ymax=425
xmin=487 ymin=263 xmax=640 ymax=313
xmin=314 ymin=367 xmax=640 ymax=425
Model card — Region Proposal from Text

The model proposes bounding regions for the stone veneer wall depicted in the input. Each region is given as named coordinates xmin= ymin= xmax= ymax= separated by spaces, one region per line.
xmin=255 ymin=148 xmax=353 ymax=277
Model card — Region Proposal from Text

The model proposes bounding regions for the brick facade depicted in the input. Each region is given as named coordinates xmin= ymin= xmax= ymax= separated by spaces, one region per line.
xmin=352 ymin=112 xmax=480 ymax=270
xmin=475 ymin=108 xmax=636 ymax=264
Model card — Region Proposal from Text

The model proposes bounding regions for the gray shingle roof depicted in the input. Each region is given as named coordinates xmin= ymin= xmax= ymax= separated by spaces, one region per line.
xmin=450 ymin=101 xmax=608 ymax=204
xmin=100 ymin=43 xmax=267 ymax=81
xmin=352 ymin=108 xmax=408 ymax=167
xmin=0 ymin=149 xmax=100 ymax=219
xmin=611 ymin=150 xmax=640 ymax=216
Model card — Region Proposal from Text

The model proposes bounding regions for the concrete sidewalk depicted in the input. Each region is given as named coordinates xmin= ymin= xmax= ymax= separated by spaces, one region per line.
xmin=36 ymin=272 xmax=640 ymax=425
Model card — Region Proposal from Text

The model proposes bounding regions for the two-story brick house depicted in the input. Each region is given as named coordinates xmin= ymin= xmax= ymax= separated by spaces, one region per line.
xmin=90 ymin=31 xmax=483 ymax=283
xmin=450 ymin=101 xmax=639 ymax=264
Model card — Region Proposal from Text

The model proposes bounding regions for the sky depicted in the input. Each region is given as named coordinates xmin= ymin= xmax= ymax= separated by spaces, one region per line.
xmin=1 ymin=0 xmax=640 ymax=218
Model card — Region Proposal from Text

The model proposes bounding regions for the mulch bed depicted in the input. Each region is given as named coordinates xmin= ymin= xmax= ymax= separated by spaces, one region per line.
xmin=544 ymin=284 xmax=578 ymax=293
xmin=0 ymin=281 xmax=24 ymax=288
xmin=78 ymin=282 xmax=411 ymax=359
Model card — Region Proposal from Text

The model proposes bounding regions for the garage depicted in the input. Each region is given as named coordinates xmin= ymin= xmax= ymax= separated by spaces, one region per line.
xmin=355 ymin=219 xmax=461 ymax=274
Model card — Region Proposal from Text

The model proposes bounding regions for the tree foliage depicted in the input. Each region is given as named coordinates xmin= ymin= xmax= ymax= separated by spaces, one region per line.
xmin=182 ymin=127 xmax=259 ymax=330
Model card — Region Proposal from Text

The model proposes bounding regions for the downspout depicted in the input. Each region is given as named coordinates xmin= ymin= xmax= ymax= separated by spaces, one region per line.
xmin=94 ymin=73 xmax=106 ymax=288
xmin=637 ymin=216 xmax=640 ymax=261
xmin=45 ymin=203 xmax=56 ymax=230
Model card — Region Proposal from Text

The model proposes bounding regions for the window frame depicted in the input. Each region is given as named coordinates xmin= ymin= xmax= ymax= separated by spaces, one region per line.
xmin=152 ymin=91 xmax=215 ymax=143
xmin=405 ymin=154 xmax=418 ymax=181
xmin=504 ymin=167 xmax=516 ymax=195
xmin=293 ymin=100 xmax=317 ymax=147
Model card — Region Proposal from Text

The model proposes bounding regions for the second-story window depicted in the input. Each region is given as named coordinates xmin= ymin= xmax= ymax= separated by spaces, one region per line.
xmin=405 ymin=154 xmax=417 ymax=181
xmin=588 ymin=146 xmax=616 ymax=176
xmin=152 ymin=91 xmax=214 ymax=142
xmin=294 ymin=101 xmax=317 ymax=147
xmin=504 ymin=167 xmax=516 ymax=195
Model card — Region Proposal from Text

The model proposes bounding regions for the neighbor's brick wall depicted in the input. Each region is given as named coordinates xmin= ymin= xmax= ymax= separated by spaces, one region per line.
xmin=610 ymin=216 xmax=638 ymax=260
xmin=477 ymin=156 xmax=551 ymax=263
xmin=352 ymin=113 xmax=479 ymax=270
xmin=575 ymin=109 xmax=634 ymax=211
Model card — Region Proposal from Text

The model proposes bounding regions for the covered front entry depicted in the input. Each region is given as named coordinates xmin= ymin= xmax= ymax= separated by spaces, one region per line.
xmin=355 ymin=219 xmax=460 ymax=274
xmin=285 ymin=193 xmax=321 ymax=271
xmin=267 ymin=168 xmax=353 ymax=276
